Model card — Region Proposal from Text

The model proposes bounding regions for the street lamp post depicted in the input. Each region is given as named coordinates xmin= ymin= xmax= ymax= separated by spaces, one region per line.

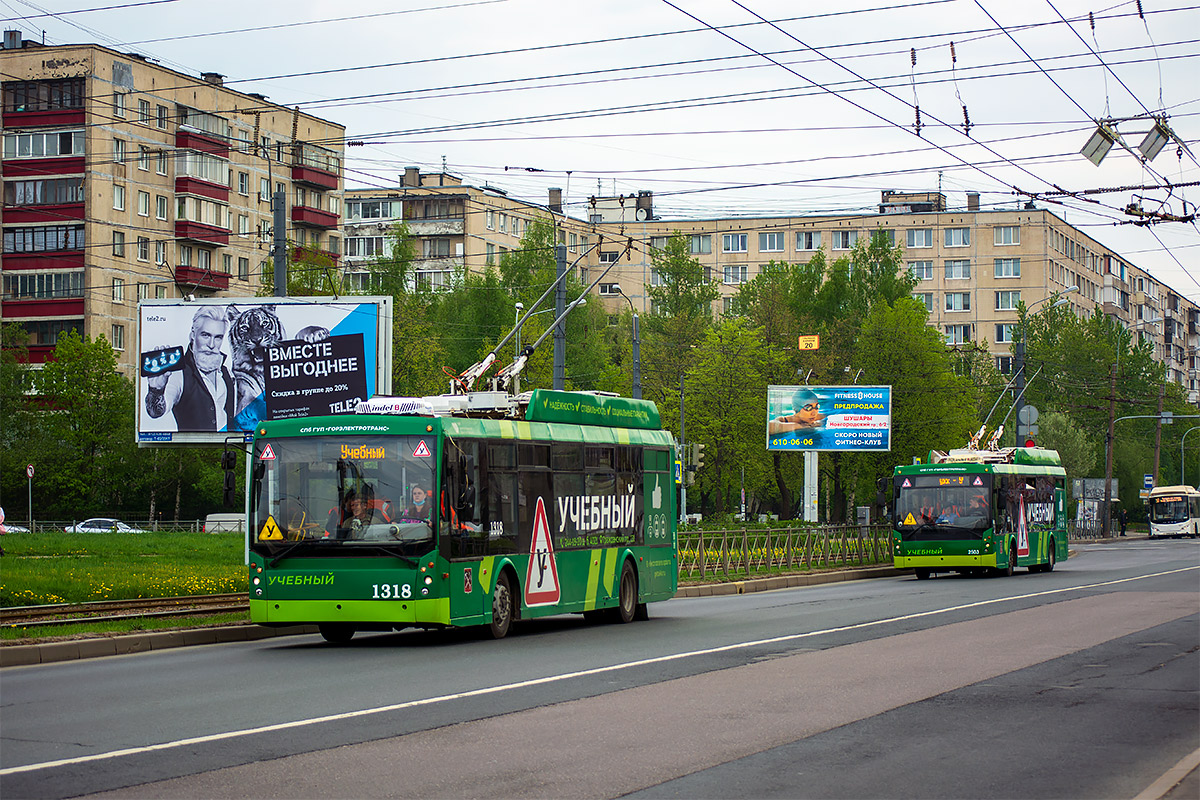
xmin=1014 ymin=286 xmax=1078 ymax=442
xmin=612 ymin=283 xmax=641 ymax=399
xmin=1181 ymin=426 xmax=1200 ymax=486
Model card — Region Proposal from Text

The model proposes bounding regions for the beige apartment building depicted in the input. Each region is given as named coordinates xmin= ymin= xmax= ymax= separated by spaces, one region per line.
xmin=345 ymin=176 xmax=1199 ymax=403
xmin=1 ymin=31 xmax=345 ymax=378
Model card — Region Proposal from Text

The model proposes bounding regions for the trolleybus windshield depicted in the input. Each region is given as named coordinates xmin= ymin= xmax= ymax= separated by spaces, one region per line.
xmin=250 ymin=435 xmax=436 ymax=555
xmin=894 ymin=473 xmax=992 ymax=539
xmin=1149 ymin=495 xmax=1190 ymax=524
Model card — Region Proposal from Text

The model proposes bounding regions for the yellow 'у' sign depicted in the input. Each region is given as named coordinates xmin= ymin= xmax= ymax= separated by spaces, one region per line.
xmin=798 ymin=335 xmax=820 ymax=351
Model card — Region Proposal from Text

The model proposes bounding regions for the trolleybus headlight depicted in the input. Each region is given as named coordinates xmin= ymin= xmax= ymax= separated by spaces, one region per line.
xmin=253 ymin=577 xmax=260 ymax=585
xmin=421 ymin=588 xmax=429 ymax=596
xmin=424 ymin=576 xmax=433 ymax=585
xmin=255 ymin=588 xmax=262 ymax=596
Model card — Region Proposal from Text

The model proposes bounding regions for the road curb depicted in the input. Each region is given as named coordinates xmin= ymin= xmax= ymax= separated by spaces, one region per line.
xmin=676 ymin=566 xmax=904 ymax=597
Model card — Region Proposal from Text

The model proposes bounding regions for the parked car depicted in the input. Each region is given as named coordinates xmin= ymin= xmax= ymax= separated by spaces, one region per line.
xmin=66 ymin=518 xmax=145 ymax=533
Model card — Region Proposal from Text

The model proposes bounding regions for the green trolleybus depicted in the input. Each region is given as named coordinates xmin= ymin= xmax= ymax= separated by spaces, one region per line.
xmin=247 ymin=389 xmax=677 ymax=642
xmin=892 ymin=446 xmax=1068 ymax=579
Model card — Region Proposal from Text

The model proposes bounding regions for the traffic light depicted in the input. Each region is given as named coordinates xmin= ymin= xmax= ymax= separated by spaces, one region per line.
xmin=691 ymin=442 xmax=706 ymax=471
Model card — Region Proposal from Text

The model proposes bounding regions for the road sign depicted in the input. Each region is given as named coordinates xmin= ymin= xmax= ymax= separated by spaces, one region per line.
xmin=1144 ymin=473 xmax=1154 ymax=489
xmin=798 ymin=335 xmax=820 ymax=351
xmin=1017 ymin=404 xmax=1039 ymax=425
xmin=26 ymin=464 xmax=34 ymax=479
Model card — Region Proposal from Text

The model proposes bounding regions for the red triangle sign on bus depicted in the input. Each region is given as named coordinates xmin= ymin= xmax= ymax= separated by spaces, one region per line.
xmin=412 ymin=440 xmax=431 ymax=458
xmin=259 ymin=444 xmax=276 ymax=461
xmin=524 ymin=497 xmax=560 ymax=607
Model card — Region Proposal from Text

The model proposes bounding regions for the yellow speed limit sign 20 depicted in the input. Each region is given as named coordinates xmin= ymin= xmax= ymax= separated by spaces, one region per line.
xmin=798 ymin=335 xmax=820 ymax=351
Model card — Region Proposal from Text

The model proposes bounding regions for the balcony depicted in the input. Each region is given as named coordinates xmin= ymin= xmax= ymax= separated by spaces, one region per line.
xmin=2 ymin=156 xmax=86 ymax=178
xmin=0 ymin=295 xmax=85 ymax=318
xmin=174 ymin=265 xmax=231 ymax=291
xmin=175 ymin=177 xmax=229 ymax=202
xmin=175 ymin=220 xmax=230 ymax=246
xmin=175 ymin=128 xmax=229 ymax=157
xmin=291 ymin=205 xmax=340 ymax=229
xmin=1 ymin=251 xmax=85 ymax=271
xmin=3 ymin=203 xmax=85 ymax=224
xmin=291 ymin=164 xmax=338 ymax=191
xmin=1 ymin=108 xmax=85 ymax=128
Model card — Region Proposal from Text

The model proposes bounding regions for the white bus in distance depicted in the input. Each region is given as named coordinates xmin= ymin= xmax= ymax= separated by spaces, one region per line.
xmin=1145 ymin=485 xmax=1200 ymax=539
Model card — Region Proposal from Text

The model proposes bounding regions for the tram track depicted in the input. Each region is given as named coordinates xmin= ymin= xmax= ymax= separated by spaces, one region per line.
xmin=1 ymin=594 xmax=249 ymax=629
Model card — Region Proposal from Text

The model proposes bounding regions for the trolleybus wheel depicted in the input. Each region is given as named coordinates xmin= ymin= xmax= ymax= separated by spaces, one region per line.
xmin=1003 ymin=542 xmax=1016 ymax=577
xmin=1044 ymin=540 xmax=1056 ymax=572
xmin=914 ymin=568 xmax=931 ymax=580
xmin=318 ymin=623 xmax=355 ymax=644
xmin=615 ymin=561 xmax=638 ymax=624
xmin=489 ymin=571 xmax=514 ymax=639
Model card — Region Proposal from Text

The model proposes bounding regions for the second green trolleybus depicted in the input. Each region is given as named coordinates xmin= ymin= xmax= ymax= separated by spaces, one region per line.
xmin=892 ymin=446 xmax=1068 ymax=579
xmin=247 ymin=389 xmax=677 ymax=642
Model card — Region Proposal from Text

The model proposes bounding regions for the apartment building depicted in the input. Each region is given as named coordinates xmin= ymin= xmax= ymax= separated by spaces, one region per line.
xmin=342 ymin=172 xmax=1199 ymax=403
xmin=0 ymin=31 xmax=345 ymax=378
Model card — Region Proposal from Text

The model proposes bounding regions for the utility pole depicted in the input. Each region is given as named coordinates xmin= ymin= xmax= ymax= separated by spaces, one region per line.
xmin=1102 ymin=363 xmax=1117 ymax=538
xmin=679 ymin=373 xmax=686 ymax=526
xmin=1013 ymin=336 xmax=1026 ymax=442
xmin=272 ymin=187 xmax=287 ymax=298
xmin=553 ymin=244 xmax=566 ymax=389
xmin=1153 ymin=381 xmax=1165 ymax=484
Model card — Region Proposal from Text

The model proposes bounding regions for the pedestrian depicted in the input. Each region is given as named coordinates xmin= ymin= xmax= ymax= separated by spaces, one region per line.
xmin=1119 ymin=507 xmax=1128 ymax=537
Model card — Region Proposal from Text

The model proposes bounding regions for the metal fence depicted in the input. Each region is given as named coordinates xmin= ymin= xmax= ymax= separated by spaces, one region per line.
xmin=677 ymin=525 xmax=894 ymax=581
xmin=6 ymin=520 xmax=209 ymax=533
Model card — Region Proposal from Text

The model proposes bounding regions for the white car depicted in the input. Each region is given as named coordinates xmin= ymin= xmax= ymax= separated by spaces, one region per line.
xmin=66 ymin=518 xmax=145 ymax=533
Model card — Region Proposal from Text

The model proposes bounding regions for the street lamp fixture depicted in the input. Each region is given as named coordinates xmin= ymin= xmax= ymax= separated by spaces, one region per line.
xmin=1081 ymin=122 xmax=1118 ymax=166
xmin=612 ymin=283 xmax=641 ymax=400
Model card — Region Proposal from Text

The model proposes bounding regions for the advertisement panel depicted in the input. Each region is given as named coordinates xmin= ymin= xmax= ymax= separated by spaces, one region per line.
xmin=137 ymin=297 xmax=392 ymax=445
xmin=766 ymin=385 xmax=892 ymax=452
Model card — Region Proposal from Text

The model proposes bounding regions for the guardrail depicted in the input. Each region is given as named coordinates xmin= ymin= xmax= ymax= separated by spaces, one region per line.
xmin=6 ymin=520 xmax=211 ymax=533
xmin=678 ymin=524 xmax=894 ymax=581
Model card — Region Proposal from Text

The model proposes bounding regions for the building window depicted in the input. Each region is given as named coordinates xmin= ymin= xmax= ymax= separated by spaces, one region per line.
xmin=994 ymin=225 xmax=1020 ymax=245
xmin=996 ymin=356 xmax=1012 ymax=374
xmin=759 ymin=232 xmax=785 ymax=252
xmin=690 ymin=234 xmax=711 ymax=255
xmin=138 ymin=98 xmax=151 ymax=123
xmin=598 ymin=283 xmax=619 ymax=296
xmin=176 ymin=196 xmax=229 ymax=229
xmin=723 ymin=264 xmax=748 ymax=284
xmin=177 ymin=150 xmax=230 ymax=185
xmin=178 ymin=245 xmax=192 ymax=266
xmin=945 ymin=292 xmax=970 ymax=312
xmin=3 ymin=225 xmax=85 ymax=253
xmin=113 ymin=184 xmax=125 ymax=210
xmin=112 ymin=277 xmax=125 ymax=302
xmin=944 ymin=227 xmax=970 ymax=247
xmin=4 ymin=177 xmax=84 ymax=206
xmin=111 ymin=324 xmax=125 ymax=350
xmin=723 ymin=296 xmax=734 ymax=315
xmin=913 ymin=292 xmax=933 ymax=312
xmin=155 ymin=240 xmax=166 ymax=265
xmin=156 ymin=195 xmax=168 ymax=220
xmin=222 ymin=254 xmax=232 ymax=275
xmin=137 ymin=237 xmax=149 ymax=261
xmin=112 ymin=230 xmax=126 ymax=258
xmin=945 ymin=260 xmax=971 ymax=280
xmin=197 ymin=248 xmax=211 ymax=270
xmin=424 ymin=238 xmax=451 ymax=258
xmin=599 ymin=250 xmax=618 ymax=264
xmin=238 ymin=257 xmax=249 ymax=280
xmin=996 ymin=290 xmax=1021 ymax=310
xmin=137 ymin=190 xmax=150 ymax=216
xmin=909 ymin=261 xmax=933 ymax=280
xmin=113 ymin=138 xmax=126 ymax=163
xmin=138 ymin=145 xmax=151 ymax=170
xmin=259 ymin=178 xmax=270 ymax=202
xmin=723 ymin=233 xmax=747 ymax=253
xmin=832 ymin=230 xmax=857 ymax=249
xmin=2 ymin=129 xmax=85 ymax=159
xmin=157 ymin=150 xmax=168 ymax=175
xmin=3 ymin=271 xmax=84 ymax=299
xmin=2 ymin=78 xmax=85 ymax=112
xmin=238 ymin=172 xmax=249 ymax=195
xmin=156 ymin=286 xmax=166 ymax=299
xmin=996 ymin=323 xmax=1015 ymax=343
xmin=238 ymin=214 xmax=249 ymax=236
xmin=156 ymin=104 xmax=168 ymax=128
xmin=650 ymin=268 xmax=663 ymax=286
xmin=113 ymin=91 xmax=126 ymax=117
xmin=486 ymin=209 xmax=494 ymax=230
xmin=796 ymin=231 xmax=821 ymax=251
xmin=994 ymin=258 xmax=1021 ymax=278
xmin=906 ymin=228 xmax=933 ymax=248
xmin=945 ymin=324 xmax=972 ymax=345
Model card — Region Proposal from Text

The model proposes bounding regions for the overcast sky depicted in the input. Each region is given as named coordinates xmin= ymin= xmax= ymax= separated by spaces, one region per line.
xmin=7 ymin=0 xmax=1198 ymax=297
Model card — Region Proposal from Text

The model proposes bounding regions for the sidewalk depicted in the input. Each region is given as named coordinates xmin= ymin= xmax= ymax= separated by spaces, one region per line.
xmin=0 ymin=537 xmax=1151 ymax=668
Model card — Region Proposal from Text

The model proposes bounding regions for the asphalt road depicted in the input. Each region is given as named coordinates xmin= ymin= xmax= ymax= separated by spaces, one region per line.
xmin=1 ymin=538 xmax=1197 ymax=800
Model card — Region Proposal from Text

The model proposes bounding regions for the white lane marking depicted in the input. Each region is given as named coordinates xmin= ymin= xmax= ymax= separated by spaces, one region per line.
xmin=3 ymin=565 xmax=1196 ymax=777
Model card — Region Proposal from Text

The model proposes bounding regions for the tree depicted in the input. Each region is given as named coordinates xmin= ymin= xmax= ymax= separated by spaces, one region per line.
xmin=1 ymin=322 xmax=35 ymax=516
xmin=1037 ymin=411 xmax=1098 ymax=481
xmin=643 ymin=231 xmax=720 ymax=416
